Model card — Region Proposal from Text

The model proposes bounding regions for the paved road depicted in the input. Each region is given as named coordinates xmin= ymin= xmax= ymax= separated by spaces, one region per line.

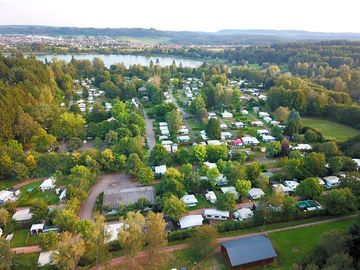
xmin=90 ymin=214 xmax=356 ymax=270
xmin=79 ymin=173 xmax=140 ymax=220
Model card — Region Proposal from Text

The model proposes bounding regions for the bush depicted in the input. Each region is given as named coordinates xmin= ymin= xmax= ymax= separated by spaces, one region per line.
xmin=168 ymin=228 xmax=195 ymax=241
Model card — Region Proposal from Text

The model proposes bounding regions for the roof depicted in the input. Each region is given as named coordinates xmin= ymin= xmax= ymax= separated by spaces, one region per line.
xmin=293 ymin=144 xmax=312 ymax=151
xmin=103 ymin=186 xmax=156 ymax=208
xmin=154 ymin=165 xmax=167 ymax=174
xmin=234 ymin=208 xmax=253 ymax=219
xmin=178 ymin=215 xmax=203 ymax=229
xmin=12 ymin=208 xmax=33 ymax=222
xmin=181 ymin=195 xmax=198 ymax=205
xmin=248 ymin=188 xmax=265 ymax=197
xmin=221 ymin=235 xmax=277 ymax=267
xmin=40 ymin=177 xmax=56 ymax=189
xmin=272 ymin=184 xmax=292 ymax=193
xmin=105 ymin=222 xmax=124 ymax=243
xmin=0 ymin=190 xmax=14 ymax=201
xmin=204 ymin=209 xmax=230 ymax=218
xmin=207 ymin=140 xmax=222 ymax=146
xmin=204 ymin=162 xmax=217 ymax=169
xmin=205 ymin=191 xmax=217 ymax=200
xmin=38 ymin=251 xmax=55 ymax=266
xmin=30 ymin=223 xmax=45 ymax=231
xmin=297 ymin=200 xmax=321 ymax=209
xmin=323 ymin=176 xmax=339 ymax=183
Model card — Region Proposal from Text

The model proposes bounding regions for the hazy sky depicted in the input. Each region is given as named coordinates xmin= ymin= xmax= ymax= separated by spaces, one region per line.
xmin=0 ymin=0 xmax=359 ymax=33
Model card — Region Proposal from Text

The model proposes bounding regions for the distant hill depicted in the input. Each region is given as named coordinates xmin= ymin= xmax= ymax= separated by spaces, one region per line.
xmin=1 ymin=25 xmax=360 ymax=45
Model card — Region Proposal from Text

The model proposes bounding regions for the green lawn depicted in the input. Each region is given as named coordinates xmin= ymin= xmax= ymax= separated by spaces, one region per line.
xmin=302 ymin=117 xmax=360 ymax=141
xmin=257 ymin=218 xmax=354 ymax=269
xmin=162 ymin=217 xmax=355 ymax=270
xmin=10 ymin=229 xmax=40 ymax=248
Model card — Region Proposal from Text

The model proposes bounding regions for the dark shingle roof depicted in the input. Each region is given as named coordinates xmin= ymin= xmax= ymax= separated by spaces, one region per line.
xmin=221 ymin=235 xmax=277 ymax=267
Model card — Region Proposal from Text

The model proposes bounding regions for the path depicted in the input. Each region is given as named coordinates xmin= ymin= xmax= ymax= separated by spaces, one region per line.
xmin=11 ymin=245 xmax=42 ymax=254
xmin=79 ymin=173 xmax=140 ymax=220
xmin=13 ymin=177 xmax=46 ymax=189
xmin=90 ymin=214 xmax=356 ymax=270
xmin=143 ymin=109 xmax=156 ymax=150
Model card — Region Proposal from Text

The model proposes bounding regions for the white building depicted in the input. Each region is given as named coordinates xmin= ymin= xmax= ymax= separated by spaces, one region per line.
xmin=207 ymin=140 xmax=222 ymax=146
xmin=258 ymin=112 xmax=270 ymax=118
xmin=284 ymin=180 xmax=299 ymax=191
xmin=30 ymin=223 xmax=45 ymax=234
xmin=241 ymin=110 xmax=249 ymax=115
xmin=272 ymin=184 xmax=292 ymax=195
xmin=105 ymin=222 xmax=124 ymax=243
xmin=221 ymin=111 xmax=233 ymax=118
xmin=205 ymin=191 xmax=217 ymax=203
xmin=221 ymin=186 xmax=239 ymax=199
xmin=181 ymin=195 xmax=198 ymax=207
xmin=204 ymin=162 xmax=217 ymax=169
xmin=178 ymin=215 xmax=203 ymax=229
xmin=221 ymin=132 xmax=233 ymax=140
xmin=323 ymin=176 xmax=340 ymax=188
xmin=353 ymin=159 xmax=360 ymax=170
xmin=248 ymin=188 xmax=265 ymax=200
xmin=0 ymin=190 xmax=17 ymax=204
xmin=234 ymin=122 xmax=244 ymax=129
xmin=220 ymin=123 xmax=228 ymax=130
xmin=203 ymin=209 xmax=230 ymax=221
xmin=233 ymin=208 xmax=254 ymax=221
xmin=154 ymin=165 xmax=167 ymax=176
xmin=38 ymin=251 xmax=55 ymax=267
xmin=262 ymin=135 xmax=276 ymax=142
xmin=242 ymin=136 xmax=260 ymax=145
xmin=293 ymin=144 xmax=312 ymax=151
xmin=178 ymin=135 xmax=191 ymax=143
xmin=257 ymin=129 xmax=269 ymax=136
xmin=12 ymin=208 xmax=32 ymax=222
xmin=40 ymin=177 xmax=56 ymax=192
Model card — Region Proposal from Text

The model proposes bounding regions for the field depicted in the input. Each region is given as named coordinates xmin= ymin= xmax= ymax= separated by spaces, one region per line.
xmin=162 ymin=217 xmax=355 ymax=270
xmin=10 ymin=229 xmax=40 ymax=248
xmin=302 ymin=117 xmax=360 ymax=141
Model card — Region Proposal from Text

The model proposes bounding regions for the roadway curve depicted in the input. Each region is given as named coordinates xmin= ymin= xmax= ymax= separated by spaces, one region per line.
xmin=79 ymin=173 xmax=140 ymax=220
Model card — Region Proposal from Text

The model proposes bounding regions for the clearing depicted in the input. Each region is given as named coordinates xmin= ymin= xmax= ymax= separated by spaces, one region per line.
xmin=302 ymin=117 xmax=360 ymax=141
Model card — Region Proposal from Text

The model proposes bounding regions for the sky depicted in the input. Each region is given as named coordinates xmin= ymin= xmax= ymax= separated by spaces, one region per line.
xmin=0 ymin=0 xmax=360 ymax=33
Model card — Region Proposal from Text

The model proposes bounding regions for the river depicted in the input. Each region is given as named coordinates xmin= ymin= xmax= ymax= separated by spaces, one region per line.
xmin=34 ymin=54 xmax=202 ymax=68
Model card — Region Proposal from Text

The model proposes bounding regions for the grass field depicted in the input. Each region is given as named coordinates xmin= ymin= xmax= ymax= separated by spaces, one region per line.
xmin=10 ymin=229 xmax=40 ymax=248
xmin=302 ymin=117 xmax=360 ymax=141
xmin=163 ymin=217 xmax=355 ymax=270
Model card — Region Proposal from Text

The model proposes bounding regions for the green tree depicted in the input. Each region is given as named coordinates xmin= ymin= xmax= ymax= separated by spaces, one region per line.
xmin=206 ymin=144 xmax=228 ymax=162
xmin=245 ymin=162 xmax=262 ymax=182
xmin=216 ymin=192 xmax=236 ymax=212
xmin=284 ymin=109 xmax=302 ymax=136
xmin=39 ymin=231 xmax=59 ymax=251
xmin=235 ymin=179 xmax=252 ymax=198
xmin=303 ymin=152 xmax=327 ymax=177
xmin=321 ymin=188 xmax=357 ymax=215
xmin=266 ymin=141 xmax=281 ymax=157
xmin=31 ymin=128 xmax=57 ymax=152
xmin=163 ymin=195 xmax=188 ymax=221
xmin=159 ymin=168 xmax=184 ymax=197
xmin=166 ymin=109 xmax=183 ymax=135
xmin=118 ymin=211 xmax=145 ymax=269
xmin=52 ymin=112 xmax=86 ymax=140
xmin=88 ymin=214 xmax=110 ymax=266
xmin=205 ymin=118 xmax=221 ymax=140
xmin=328 ymin=156 xmax=344 ymax=174
xmin=136 ymin=165 xmax=155 ymax=185
xmin=125 ymin=153 xmax=143 ymax=176
xmin=144 ymin=211 xmax=168 ymax=268
xmin=149 ymin=144 xmax=171 ymax=166
xmin=0 ymin=208 xmax=10 ymax=228
xmin=191 ymin=225 xmax=218 ymax=258
xmin=0 ymin=237 xmax=12 ymax=270
xmin=52 ymin=232 xmax=86 ymax=270
xmin=192 ymin=145 xmax=207 ymax=162
xmin=295 ymin=177 xmax=323 ymax=200
xmin=30 ymin=200 xmax=49 ymax=223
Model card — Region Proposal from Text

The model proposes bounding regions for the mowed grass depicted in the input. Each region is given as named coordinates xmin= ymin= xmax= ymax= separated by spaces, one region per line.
xmin=302 ymin=117 xmax=360 ymax=141
xmin=162 ymin=217 xmax=355 ymax=270
xmin=10 ymin=229 xmax=40 ymax=248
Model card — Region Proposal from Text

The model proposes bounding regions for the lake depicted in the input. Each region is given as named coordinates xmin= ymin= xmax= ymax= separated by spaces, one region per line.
xmin=34 ymin=54 xmax=203 ymax=68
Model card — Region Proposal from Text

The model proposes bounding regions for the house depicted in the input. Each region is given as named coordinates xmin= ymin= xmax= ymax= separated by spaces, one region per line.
xmin=250 ymin=120 xmax=264 ymax=127
xmin=178 ymin=127 xmax=189 ymax=135
xmin=293 ymin=144 xmax=312 ymax=151
xmin=259 ymin=94 xmax=267 ymax=101
xmin=284 ymin=180 xmax=299 ymax=192
xmin=221 ymin=186 xmax=239 ymax=199
xmin=272 ymin=184 xmax=292 ymax=195
xmin=160 ymin=128 xmax=170 ymax=136
xmin=38 ymin=251 xmax=55 ymax=267
xmin=233 ymin=208 xmax=254 ymax=221
xmin=12 ymin=208 xmax=32 ymax=222
xmin=263 ymin=117 xmax=272 ymax=123
xmin=199 ymin=130 xmax=209 ymax=141
xmin=234 ymin=122 xmax=244 ymax=129
xmin=159 ymin=122 xmax=168 ymax=127
xmin=154 ymin=165 xmax=167 ymax=176
xmin=222 ymin=111 xmax=233 ymax=118
xmin=271 ymin=120 xmax=280 ymax=126
xmin=241 ymin=110 xmax=249 ymax=115
xmin=221 ymin=235 xmax=277 ymax=269
xmin=353 ymin=159 xmax=360 ymax=170
xmin=40 ymin=177 xmax=56 ymax=192
xmin=262 ymin=135 xmax=276 ymax=142
xmin=297 ymin=200 xmax=323 ymax=212
xmin=205 ymin=191 xmax=217 ymax=203
xmin=221 ymin=132 xmax=232 ymax=140
xmin=216 ymin=175 xmax=229 ymax=186
xmin=204 ymin=162 xmax=217 ymax=169
xmin=257 ymin=129 xmax=269 ymax=136
xmin=103 ymin=186 xmax=156 ymax=209
xmin=0 ymin=190 xmax=18 ymax=204
xmin=208 ymin=112 xmax=217 ymax=119
xmin=178 ymin=215 xmax=203 ymax=229
xmin=105 ymin=222 xmax=124 ymax=243
xmin=242 ymin=136 xmax=260 ymax=145
xmin=248 ymin=188 xmax=265 ymax=200
xmin=178 ymin=135 xmax=191 ymax=143
xmin=207 ymin=140 xmax=222 ymax=146
xmin=59 ymin=188 xmax=67 ymax=201
xmin=30 ymin=223 xmax=45 ymax=234
xmin=220 ymin=123 xmax=228 ymax=130
xmin=258 ymin=112 xmax=270 ymax=119
xmin=232 ymin=139 xmax=243 ymax=147
xmin=323 ymin=176 xmax=340 ymax=188
xmin=316 ymin=177 xmax=326 ymax=186
xmin=203 ymin=209 xmax=230 ymax=221
xmin=181 ymin=194 xmax=198 ymax=207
